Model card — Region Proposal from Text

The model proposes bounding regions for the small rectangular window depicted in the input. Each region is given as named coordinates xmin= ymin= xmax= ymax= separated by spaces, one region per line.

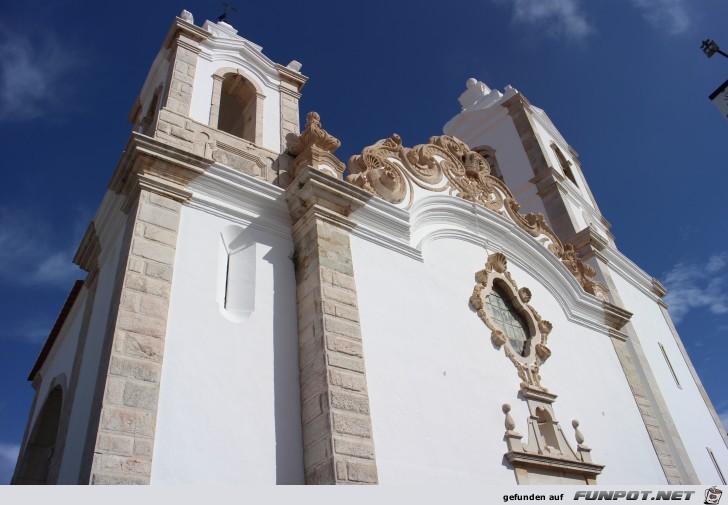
xmin=658 ymin=342 xmax=681 ymax=389
xmin=707 ymin=447 xmax=726 ymax=485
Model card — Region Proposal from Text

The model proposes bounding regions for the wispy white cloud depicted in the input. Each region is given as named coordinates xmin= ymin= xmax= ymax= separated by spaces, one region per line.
xmin=628 ymin=0 xmax=690 ymax=35
xmin=493 ymin=0 xmax=595 ymax=40
xmin=663 ymin=253 xmax=728 ymax=325
xmin=491 ymin=0 xmax=691 ymax=41
xmin=0 ymin=25 xmax=79 ymax=122
xmin=0 ymin=442 xmax=19 ymax=484
xmin=0 ymin=207 xmax=85 ymax=289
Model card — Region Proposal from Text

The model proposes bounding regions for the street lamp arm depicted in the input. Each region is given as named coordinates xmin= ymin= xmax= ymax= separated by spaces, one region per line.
xmin=702 ymin=39 xmax=728 ymax=60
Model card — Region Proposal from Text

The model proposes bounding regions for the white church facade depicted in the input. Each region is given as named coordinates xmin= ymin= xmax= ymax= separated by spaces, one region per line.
xmin=11 ymin=11 xmax=728 ymax=485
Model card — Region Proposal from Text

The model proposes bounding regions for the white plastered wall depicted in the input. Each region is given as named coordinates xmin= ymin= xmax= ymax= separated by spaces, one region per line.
xmin=31 ymin=294 xmax=85 ymax=430
xmin=608 ymin=268 xmax=728 ymax=484
xmin=58 ymin=222 xmax=126 ymax=483
xmin=350 ymin=202 xmax=666 ymax=484
xmin=531 ymin=120 xmax=591 ymax=204
xmin=151 ymin=203 xmax=302 ymax=484
xmin=137 ymin=51 xmax=171 ymax=118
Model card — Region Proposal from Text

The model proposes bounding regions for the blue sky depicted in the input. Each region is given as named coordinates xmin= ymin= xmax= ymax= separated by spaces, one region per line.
xmin=1 ymin=0 xmax=727 ymax=484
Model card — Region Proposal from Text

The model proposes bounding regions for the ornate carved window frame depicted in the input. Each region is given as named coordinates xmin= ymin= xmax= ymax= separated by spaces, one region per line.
xmin=470 ymin=252 xmax=553 ymax=390
xmin=471 ymin=252 xmax=604 ymax=484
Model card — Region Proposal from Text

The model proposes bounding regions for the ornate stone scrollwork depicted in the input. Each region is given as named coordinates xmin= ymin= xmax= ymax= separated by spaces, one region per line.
xmin=470 ymin=252 xmax=552 ymax=391
xmin=347 ymin=133 xmax=609 ymax=300
xmin=561 ymin=244 xmax=610 ymax=301
xmin=289 ymin=111 xmax=346 ymax=179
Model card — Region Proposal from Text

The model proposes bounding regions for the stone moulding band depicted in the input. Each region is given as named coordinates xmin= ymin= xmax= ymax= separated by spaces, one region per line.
xmin=505 ymin=451 xmax=605 ymax=476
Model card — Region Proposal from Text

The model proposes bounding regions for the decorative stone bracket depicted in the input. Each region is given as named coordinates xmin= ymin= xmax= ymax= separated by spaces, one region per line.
xmin=603 ymin=301 xmax=633 ymax=342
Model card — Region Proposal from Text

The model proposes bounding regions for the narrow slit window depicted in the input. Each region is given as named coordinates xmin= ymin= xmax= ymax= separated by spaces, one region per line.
xmin=707 ymin=447 xmax=726 ymax=485
xmin=218 ymin=226 xmax=256 ymax=320
xmin=658 ymin=342 xmax=681 ymax=389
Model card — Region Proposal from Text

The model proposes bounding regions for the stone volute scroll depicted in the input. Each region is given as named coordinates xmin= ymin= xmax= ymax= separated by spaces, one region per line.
xmin=346 ymin=133 xmax=610 ymax=301
xmin=289 ymin=111 xmax=345 ymax=179
xmin=561 ymin=244 xmax=610 ymax=301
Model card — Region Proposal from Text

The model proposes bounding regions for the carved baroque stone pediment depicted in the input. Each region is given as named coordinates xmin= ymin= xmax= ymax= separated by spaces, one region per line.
xmin=347 ymin=134 xmax=609 ymax=300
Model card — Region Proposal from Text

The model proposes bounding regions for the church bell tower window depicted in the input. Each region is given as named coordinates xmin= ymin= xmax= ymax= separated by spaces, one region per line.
xmin=551 ymin=144 xmax=578 ymax=187
xmin=216 ymin=73 xmax=258 ymax=143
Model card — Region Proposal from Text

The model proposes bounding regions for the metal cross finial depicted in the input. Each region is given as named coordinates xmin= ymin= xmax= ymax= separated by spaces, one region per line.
xmin=217 ymin=1 xmax=238 ymax=23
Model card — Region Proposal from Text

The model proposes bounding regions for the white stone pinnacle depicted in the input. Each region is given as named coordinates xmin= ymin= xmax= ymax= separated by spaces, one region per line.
xmin=180 ymin=10 xmax=194 ymax=24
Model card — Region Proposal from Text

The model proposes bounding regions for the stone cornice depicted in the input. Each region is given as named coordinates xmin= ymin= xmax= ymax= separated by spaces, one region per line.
xmin=286 ymin=166 xmax=374 ymax=231
xmin=567 ymin=226 xmax=609 ymax=254
xmin=162 ymin=17 xmax=210 ymax=50
xmin=275 ymin=63 xmax=308 ymax=91
xmin=199 ymin=41 xmax=282 ymax=88
xmin=186 ymin=164 xmax=292 ymax=240
xmin=652 ymin=278 xmax=667 ymax=298
xmin=109 ymin=132 xmax=212 ymax=211
xmin=530 ymin=165 xmax=565 ymax=195
xmin=604 ymin=301 xmax=632 ymax=330
xmin=607 ymin=328 xmax=630 ymax=342
xmin=73 ymin=222 xmax=101 ymax=274
xmin=519 ymin=386 xmax=558 ymax=404
xmin=601 ymin=246 xmax=662 ymax=303
xmin=505 ymin=451 xmax=605 ymax=477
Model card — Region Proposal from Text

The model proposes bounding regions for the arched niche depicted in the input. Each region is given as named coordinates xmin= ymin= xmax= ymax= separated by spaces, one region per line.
xmin=13 ymin=378 xmax=66 ymax=485
xmin=209 ymin=67 xmax=265 ymax=145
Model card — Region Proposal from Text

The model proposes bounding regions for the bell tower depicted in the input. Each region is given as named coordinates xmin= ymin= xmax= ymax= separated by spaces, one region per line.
xmin=444 ymin=78 xmax=610 ymax=253
xmin=12 ymin=10 xmax=309 ymax=485
xmin=127 ymin=9 xmax=307 ymax=187
xmin=444 ymin=79 xmax=705 ymax=485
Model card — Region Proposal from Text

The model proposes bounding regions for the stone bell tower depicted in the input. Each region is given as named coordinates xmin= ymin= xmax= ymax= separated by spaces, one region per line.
xmin=444 ymin=78 xmax=610 ymax=251
xmin=127 ymin=9 xmax=307 ymax=184
xmin=13 ymin=10 xmax=313 ymax=485
xmin=444 ymin=79 xmax=716 ymax=485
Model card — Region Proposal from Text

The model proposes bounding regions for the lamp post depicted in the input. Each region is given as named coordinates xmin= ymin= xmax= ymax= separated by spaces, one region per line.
xmin=701 ymin=39 xmax=728 ymax=121
xmin=701 ymin=39 xmax=728 ymax=60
